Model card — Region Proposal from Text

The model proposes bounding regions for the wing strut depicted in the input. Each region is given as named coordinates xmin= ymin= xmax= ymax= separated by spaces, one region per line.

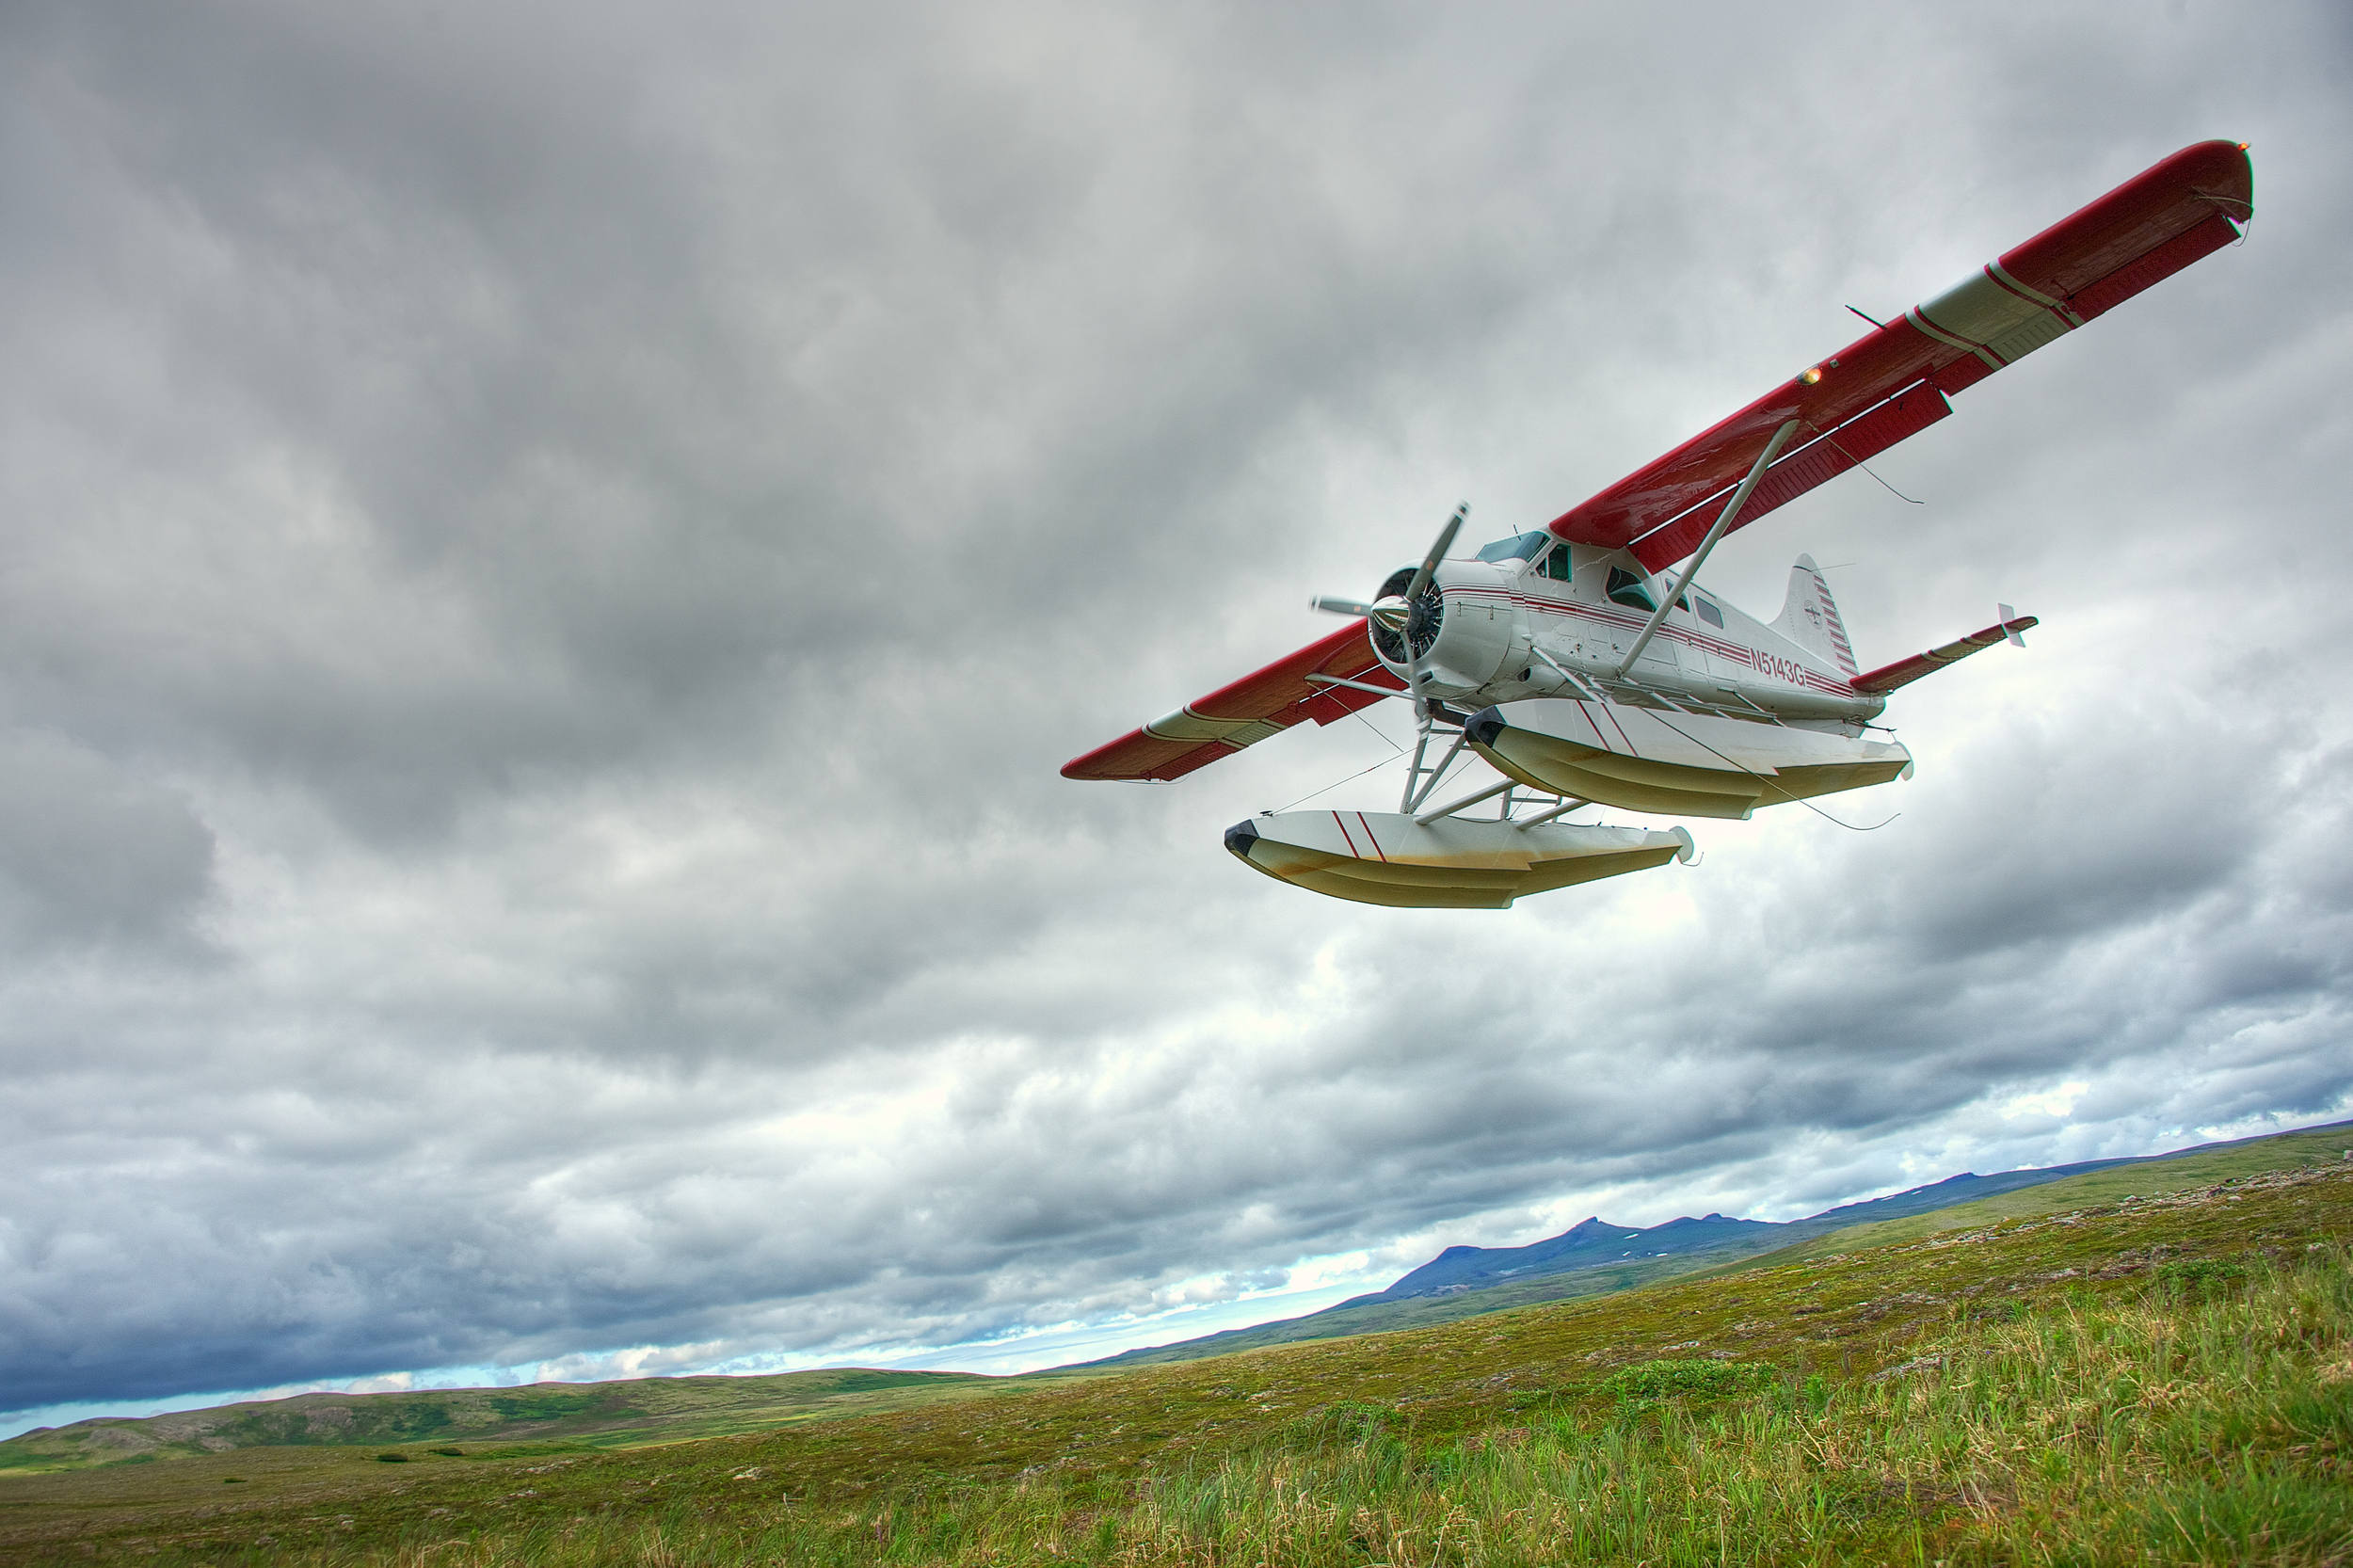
xmin=1614 ymin=419 xmax=1801 ymax=678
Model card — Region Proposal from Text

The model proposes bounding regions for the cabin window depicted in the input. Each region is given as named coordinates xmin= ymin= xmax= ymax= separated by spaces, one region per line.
xmin=1606 ymin=567 xmax=1657 ymax=613
xmin=1475 ymin=531 xmax=1552 ymax=564
xmin=1696 ymin=598 xmax=1724 ymax=629
xmin=1543 ymin=545 xmax=1574 ymax=582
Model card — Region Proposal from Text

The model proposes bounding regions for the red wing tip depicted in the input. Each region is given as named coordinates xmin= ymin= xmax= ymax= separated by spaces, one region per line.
xmin=1062 ymin=727 xmax=1152 ymax=781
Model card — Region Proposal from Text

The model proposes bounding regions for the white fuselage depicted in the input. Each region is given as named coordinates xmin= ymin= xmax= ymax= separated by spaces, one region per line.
xmin=1378 ymin=542 xmax=1885 ymax=730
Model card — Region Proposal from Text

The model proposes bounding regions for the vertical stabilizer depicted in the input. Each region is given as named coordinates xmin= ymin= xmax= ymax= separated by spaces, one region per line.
xmin=1772 ymin=554 xmax=1858 ymax=678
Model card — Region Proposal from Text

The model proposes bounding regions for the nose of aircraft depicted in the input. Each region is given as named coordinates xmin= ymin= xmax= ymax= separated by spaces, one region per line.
xmin=1403 ymin=588 xmax=1443 ymax=645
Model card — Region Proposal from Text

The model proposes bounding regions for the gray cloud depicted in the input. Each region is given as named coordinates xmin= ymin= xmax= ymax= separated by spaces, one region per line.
xmin=3 ymin=0 xmax=2350 ymax=1420
xmin=0 ymin=729 xmax=215 ymax=951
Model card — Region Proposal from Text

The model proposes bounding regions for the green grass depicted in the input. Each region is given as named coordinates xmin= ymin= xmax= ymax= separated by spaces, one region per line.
xmin=0 ymin=1368 xmax=1016 ymax=1475
xmin=3 ymin=1159 xmax=2345 ymax=1565
xmin=1599 ymin=1356 xmax=1777 ymax=1407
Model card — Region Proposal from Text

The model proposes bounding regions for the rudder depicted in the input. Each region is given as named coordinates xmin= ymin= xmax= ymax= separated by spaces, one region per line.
xmin=1772 ymin=554 xmax=1858 ymax=678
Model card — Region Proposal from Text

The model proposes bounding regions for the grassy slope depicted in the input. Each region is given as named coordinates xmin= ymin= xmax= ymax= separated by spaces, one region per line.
xmin=1718 ymin=1121 xmax=2353 ymax=1270
xmin=1079 ymin=1121 xmax=2353 ymax=1369
xmin=2 ymin=1155 xmax=2347 ymax=1563
xmin=0 ymin=1369 xmax=1012 ymax=1475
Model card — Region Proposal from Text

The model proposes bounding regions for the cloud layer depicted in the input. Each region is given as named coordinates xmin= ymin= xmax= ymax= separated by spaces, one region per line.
xmin=4 ymin=0 xmax=2349 ymax=1421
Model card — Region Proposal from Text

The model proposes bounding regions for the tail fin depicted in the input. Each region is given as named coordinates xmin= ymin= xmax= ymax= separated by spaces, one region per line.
xmin=1772 ymin=554 xmax=1858 ymax=678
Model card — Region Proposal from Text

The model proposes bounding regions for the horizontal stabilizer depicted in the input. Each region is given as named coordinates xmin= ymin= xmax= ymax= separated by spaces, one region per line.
xmin=1850 ymin=615 xmax=2038 ymax=695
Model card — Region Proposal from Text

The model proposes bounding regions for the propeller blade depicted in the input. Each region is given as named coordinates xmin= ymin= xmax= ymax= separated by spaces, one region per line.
xmin=1315 ymin=595 xmax=1413 ymax=631
xmin=1402 ymin=503 xmax=1467 ymax=604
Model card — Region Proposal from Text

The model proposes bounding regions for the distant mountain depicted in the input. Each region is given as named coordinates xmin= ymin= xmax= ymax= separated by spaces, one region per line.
xmin=1075 ymin=1124 xmax=2348 ymax=1370
xmin=1337 ymin=1212 xmax=1780 ymax=1307
xmin=1329 ymin=1160 xmax=2142 ymax=1312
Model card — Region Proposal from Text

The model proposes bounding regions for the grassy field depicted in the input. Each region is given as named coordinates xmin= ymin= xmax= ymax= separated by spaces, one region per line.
xmin=3 ymin=1143 xmax=2347 ymax=1564
xmin=14 ymin=1123 xmax=2345 ymax=1481
xmin=0 ymin=1369 xmax=1025 ymax=1475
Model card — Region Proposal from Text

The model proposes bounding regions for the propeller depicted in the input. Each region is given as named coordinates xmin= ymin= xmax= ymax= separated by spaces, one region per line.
xmin=1309 ymin=594 xmax=1404 ymax=627
xmin=1403 ymin=504 xmax=1465 ymax=605
xmin=1312 ymin=504 xmax=1468 ymax=722
xmin=1311 ymin=504 xmax=1467 ymax=635
xmin=1401 ymin=504 xmax=1466 ymax=713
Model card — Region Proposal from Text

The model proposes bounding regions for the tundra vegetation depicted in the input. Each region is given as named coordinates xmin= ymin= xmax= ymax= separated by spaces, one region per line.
xmin=2 ymin=1132 xmax=2347 ymax=1565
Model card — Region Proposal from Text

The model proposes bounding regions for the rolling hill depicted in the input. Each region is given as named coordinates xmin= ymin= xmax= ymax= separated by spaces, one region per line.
xmin=0 ymin=1368 xmax=1015 ymax=1475
xmin=1 ymin=1135 xmax=2345 ymax=1564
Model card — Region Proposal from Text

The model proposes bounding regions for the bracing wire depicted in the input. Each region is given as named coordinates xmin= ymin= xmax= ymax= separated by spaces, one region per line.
xmin=1825 ymin=433 xmax=1926 ymax=505
xmin=1265 ymin=696 xmax=1416 ymax=816
xmin=1271 ymin=751 xmax=1403 ymax=815
xmin=1853 ymin=460 xmax=1926 ymax=505
xmin=1352 ymin=708 xmax=1406 ymax=755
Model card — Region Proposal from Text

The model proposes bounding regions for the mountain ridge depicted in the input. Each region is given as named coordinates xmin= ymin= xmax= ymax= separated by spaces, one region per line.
xmin=1326 ymin=1159 xmax=2144 ymax=1311
xmin=1072 ymin=1123 xmax=2348 ymax=1369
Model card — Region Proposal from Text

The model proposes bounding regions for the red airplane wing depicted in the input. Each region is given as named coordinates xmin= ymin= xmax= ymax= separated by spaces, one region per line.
xmin=1549 ymin=141 xmax=2252 ymax=573
xmin=1062 ymin=621 xmax=1406 ymax=782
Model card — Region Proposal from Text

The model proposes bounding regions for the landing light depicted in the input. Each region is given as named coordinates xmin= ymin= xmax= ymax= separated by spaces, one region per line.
xmin=1799 ymin=366 xmax=1822 ymax=385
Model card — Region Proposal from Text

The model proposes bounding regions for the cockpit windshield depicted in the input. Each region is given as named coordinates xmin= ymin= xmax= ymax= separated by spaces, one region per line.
xmin=1474 ymin=531 xmax=1553 ymax=564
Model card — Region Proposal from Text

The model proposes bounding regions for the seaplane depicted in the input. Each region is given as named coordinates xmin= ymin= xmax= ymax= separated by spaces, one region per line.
xmin=1064 ymin=142 xmax=2254 ymax=908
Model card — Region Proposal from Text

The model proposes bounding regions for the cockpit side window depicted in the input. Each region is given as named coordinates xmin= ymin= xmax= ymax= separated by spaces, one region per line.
xmin=1544 ymin=544 xmax=1574 ymax=582
xmin=1475 ymin=531 xmax=1553 ymax=565
xmin=1606 ymin=566 xmax=1657 ymax=613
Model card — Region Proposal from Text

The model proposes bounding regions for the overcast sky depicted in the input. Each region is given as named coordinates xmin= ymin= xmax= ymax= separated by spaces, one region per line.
xmin=4 ymin=0 xmax=2349 ymax=1435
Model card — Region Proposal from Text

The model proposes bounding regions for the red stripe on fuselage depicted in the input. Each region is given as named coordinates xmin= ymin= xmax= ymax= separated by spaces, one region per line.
xmin=1436 ymin=586 xmax=1853 ymax=698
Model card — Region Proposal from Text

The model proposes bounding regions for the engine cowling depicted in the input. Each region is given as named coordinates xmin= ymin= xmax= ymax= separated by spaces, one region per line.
xmin=1369 ymin=563 xmax=1513 ymax=690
